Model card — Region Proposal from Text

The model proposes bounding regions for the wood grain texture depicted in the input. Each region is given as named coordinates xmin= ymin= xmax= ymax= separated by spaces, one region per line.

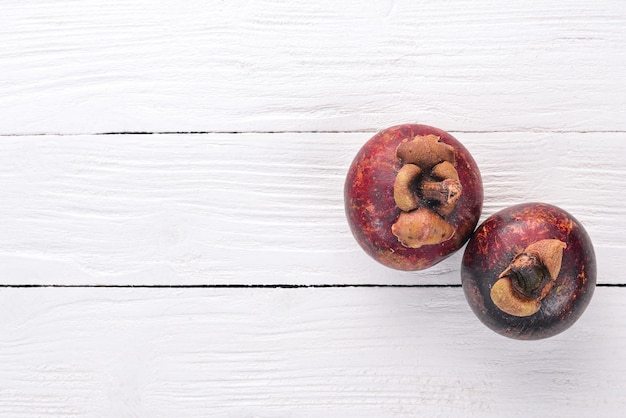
xmin=2 ymin=0 xmax=626 ymax=134
xmin=0 ymin=286 xmax=622 ymax=417
xmin=0 ymin=131 xmax=623 ymax=285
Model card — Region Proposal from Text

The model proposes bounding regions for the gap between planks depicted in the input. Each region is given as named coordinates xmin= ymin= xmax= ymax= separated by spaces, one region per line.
xmin=1 ymin=129 xmax=626 ymax=137
xmin=0 ymin=284 xmax=621 ymax=289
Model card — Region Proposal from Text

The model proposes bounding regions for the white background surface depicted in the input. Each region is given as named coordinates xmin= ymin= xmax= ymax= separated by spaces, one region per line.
xmin=1 ymin=1 xmax=625 ymax=416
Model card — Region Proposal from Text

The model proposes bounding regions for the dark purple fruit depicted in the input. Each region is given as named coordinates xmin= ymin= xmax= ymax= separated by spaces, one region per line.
xmin=461 ymin=202 xmax=596 ymax=340
xmin=344 ymin=124 xmax=483 ymax=270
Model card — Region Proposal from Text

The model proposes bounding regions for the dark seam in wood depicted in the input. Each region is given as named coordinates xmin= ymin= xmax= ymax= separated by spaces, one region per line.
xmin=0 ymin=284 xmax=619 ymax=289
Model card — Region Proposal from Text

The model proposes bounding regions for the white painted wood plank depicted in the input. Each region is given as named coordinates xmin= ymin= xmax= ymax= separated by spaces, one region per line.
xmin=0 ymin=286 xmax=622 ymax=417
xmin=0 ymin=132 xmax=623 ymax=285
xmin=2 ymin=0 xmax=626 ymax=134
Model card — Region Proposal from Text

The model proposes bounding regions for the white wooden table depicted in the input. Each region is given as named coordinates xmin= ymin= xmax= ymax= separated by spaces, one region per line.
xmin=2 ymin=1 xmax=626 ymax=416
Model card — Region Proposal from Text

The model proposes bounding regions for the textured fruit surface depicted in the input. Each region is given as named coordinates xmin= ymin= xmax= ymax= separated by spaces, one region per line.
xmin=461 ymin=203 xmax=596 ymax=340
xmin=344 ymin=124 xmax=483 ymax=271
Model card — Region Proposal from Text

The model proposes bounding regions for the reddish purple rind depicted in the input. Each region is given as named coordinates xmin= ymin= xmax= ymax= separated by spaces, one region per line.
xmin=344 ymin=124 xmax=483 ymax=271
xmin=461 ymin=203 xmax=596 ymax=340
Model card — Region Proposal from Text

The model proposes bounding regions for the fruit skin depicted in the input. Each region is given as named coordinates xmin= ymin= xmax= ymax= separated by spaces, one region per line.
xmin=461 ymin=203 xmax=596 ymax=340
xmin=344 ymin=124 xmax=483 ymax=271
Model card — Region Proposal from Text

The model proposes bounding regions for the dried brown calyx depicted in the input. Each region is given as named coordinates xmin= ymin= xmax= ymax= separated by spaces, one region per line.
xmin=396 ymin=134 xmax=455 ymax=170
xmin=394 ymin=164 xmax=422 ymax=212
xmin=391 ymin=208 xmax=455 ymax=248
xmin=490 ymin=239 xmax=567 ymax=317
xmin=391 ymin=134 xmax=462 ymax=248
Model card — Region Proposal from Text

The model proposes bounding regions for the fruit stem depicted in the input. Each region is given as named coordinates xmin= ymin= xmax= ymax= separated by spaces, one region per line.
xmin=420 ymin=179 xmax=462 ymax=206
xmin=498 ymin=239 xmax=567 ymax=301
xmin=499 ymin=253 xmax=552 ymax=301
xmin=492 ymin=239 xmax=566 ymax=317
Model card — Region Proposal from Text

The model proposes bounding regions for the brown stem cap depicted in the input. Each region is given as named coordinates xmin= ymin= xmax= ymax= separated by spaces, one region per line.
xmin=391 ymin=208 xmax=454 ymax=248
xmin=491 ymin=239 xmax=567 ymax=317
